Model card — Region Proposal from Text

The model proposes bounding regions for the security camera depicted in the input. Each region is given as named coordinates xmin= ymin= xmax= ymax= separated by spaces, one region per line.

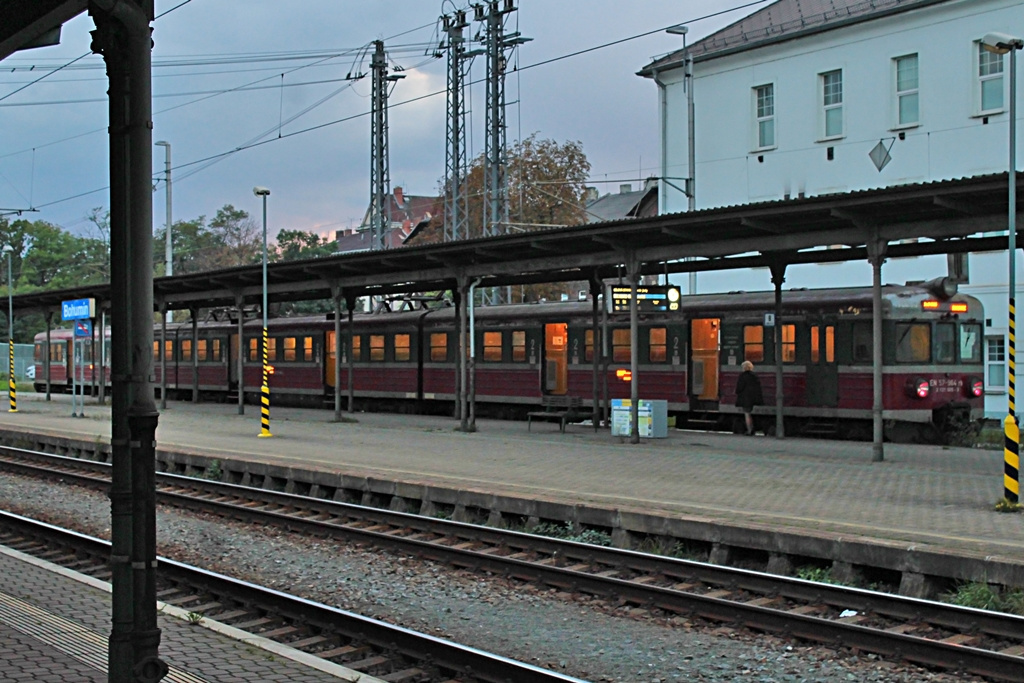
xmin=253 ymin=186 xmax=271 ymax=196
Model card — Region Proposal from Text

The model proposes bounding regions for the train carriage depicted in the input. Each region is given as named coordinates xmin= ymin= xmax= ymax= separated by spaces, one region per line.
xmin=33 ymin=278 xmax=984 ymax=442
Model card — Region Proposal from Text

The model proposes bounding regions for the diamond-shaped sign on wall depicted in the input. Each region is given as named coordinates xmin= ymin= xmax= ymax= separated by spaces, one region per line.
xmin=869 ymin=139 xmax=893 ymax=172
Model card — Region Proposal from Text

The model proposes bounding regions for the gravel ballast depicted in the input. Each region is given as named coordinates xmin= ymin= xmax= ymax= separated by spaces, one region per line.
xmin=0 ymin=473 xmax=980 ymax=682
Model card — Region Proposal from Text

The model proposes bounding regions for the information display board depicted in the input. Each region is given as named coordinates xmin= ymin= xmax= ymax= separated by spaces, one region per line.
xmin=610 ymin=399 xmax=669 ymax=438
xmin=607 ymin=285 xmax=681 ymax=313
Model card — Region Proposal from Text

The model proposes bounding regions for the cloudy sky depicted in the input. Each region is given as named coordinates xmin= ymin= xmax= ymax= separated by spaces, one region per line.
xmin=0 ymin=0 xmax=762 ymax=241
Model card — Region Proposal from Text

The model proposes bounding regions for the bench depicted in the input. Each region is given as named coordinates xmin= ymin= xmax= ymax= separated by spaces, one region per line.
xmin=527 ymin=395 xmax=584 ymax=433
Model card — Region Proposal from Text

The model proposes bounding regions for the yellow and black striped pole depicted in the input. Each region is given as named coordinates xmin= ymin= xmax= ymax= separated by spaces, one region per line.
xmin=7 ymin=338 xmax=15 ymax=413
xmin=258 ymin=326 xmax=272 ymax=438
xmin=1007 ymin=296 xmax=1019 ymax=503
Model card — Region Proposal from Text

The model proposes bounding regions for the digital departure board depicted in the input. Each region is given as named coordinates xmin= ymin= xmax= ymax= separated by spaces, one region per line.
xmin=607 ymin=284 xmax=681 ymax=313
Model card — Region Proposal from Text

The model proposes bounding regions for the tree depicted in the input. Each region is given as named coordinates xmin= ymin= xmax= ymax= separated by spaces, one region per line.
xmin=211 ymin=204 xmax=261 ymax=267
xmin=273 ymin=229 xmax=335 ymax=262
xmin=154 ymin=204 xmax=263 ymax=276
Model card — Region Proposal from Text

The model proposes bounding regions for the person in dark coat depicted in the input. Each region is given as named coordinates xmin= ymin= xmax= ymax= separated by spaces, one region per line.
xmin=735 ymin=360 xmax=763 ymax=435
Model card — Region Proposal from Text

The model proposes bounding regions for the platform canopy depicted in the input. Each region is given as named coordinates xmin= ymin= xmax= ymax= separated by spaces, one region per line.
xmin=4 ymin=172 xmax=1021 ymax=315
xmin=0 ymin=0 xmax=87 ymax=59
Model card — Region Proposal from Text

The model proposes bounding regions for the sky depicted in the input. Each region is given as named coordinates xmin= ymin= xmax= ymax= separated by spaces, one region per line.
xmin=0 ymin=0 xmax=763 ymax=243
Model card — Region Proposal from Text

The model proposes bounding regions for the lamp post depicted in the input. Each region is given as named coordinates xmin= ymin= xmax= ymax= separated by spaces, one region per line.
xmin=2 ymin=245 xmax=14 ymax=413
xmin=155 ymin=141 xmax=173 ymax=324
xmin=253 ymin=186 xmax=272 ymax=438
xmin=982 ymin=32 xmax=1023 ymax=505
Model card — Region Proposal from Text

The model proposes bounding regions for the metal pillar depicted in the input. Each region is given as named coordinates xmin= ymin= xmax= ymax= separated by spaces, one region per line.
xmin=468 ymin=278 xmax=481 ymax=432
xmin=346 ymin=293 xmax=356 ymax=413
xmin=235 ymin=295 xmax=244 ymax=416
xmin=601 ymin=290 xmax=610 ymax=428
xmin=369 ymin=41 xmax=402 ymax=251
xmin=98 ymin=308 xmax=107 ymax=404
xmin=443 ymin=10 xmax=469 ymax=242
xmin=89 ymin=1 xmax=167 ymax=680
xmin=590 ymin=276 xmax=602 ymax=429
xmin=769 ymin=261 xmax=786 ymax=438
xmin=190 ymin=307 xmax=199 ymax=404
xmin=628 ymin=258 xmax=640 ymax=445
xmin=159 ymin=305 xmax=167 ymax=409
xmin=452 ymin=286 xmax=462 ymax=419
xmin=458 ymin=276 xmax=470 ymax=431
xmin=868 ymin=237 xmax=888 ymax=463
xmin=331 ymin=286 xmax=342 ymax=421
xmin=44 ymin=312 xmax=51 ymax=400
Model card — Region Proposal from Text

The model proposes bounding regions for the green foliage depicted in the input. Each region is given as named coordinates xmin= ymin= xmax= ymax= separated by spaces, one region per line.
xmin=994 ymin=497 xmax=1023 ymax=513
xmin=204 ymin=459 xmax=222 ymax=481
xmin=944 ymin=582 xmax=1004 ymax=611
xmin=185 ymin=611 xmax=203 ymax=624
xmin=795 ymin=566 xmax=846 ymax=585
xmin=531 ymin=521 xmax=612 ymax=547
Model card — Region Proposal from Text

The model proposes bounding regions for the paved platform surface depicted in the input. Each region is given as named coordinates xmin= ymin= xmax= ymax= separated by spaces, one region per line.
xmin=0 ymin=393 xmax=1019 ymax=561
xmin=0 ymin=541 xmax=369 ymax=682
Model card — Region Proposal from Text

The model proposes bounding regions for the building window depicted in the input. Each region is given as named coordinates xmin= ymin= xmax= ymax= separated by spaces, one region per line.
xmin=988 ymin=336 xmax=1006 ymax=388
xmin=979 ymin=42 xmax=1004 ymax=113
xmin=743 ymin=325 xmax=764 ymax=362
xmin=754 ymin=84 xmax=775 ymax=149
xmin=649 ymin=327 xmax=667 ymax=363
xmin=394 ymin=334 xmax=411 ymax=362
xmin=894 ymin=54 xmax=919 ymax=126
xmin=429 ymin=332 xmax=447 ymax=361
xmin=512 ymin=330 xmax=527 ymax=362
xmin=369 ymin=334 xmax=385 ymax=361
xmin=821 ymin=70 xmax=843 ymax=138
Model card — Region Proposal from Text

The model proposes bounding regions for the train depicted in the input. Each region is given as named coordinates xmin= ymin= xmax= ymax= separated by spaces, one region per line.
xmin=32 ymin=278 xmax=984 ymax=443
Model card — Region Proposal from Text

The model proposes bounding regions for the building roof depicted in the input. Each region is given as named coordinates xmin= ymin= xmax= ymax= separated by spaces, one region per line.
xmin=337 ymin=187 xmax=441 ymax=253
xmin=641 ymin=0 xmax=946 ymax=74
xmin=585 ymin=182 xmax=659 ymax=223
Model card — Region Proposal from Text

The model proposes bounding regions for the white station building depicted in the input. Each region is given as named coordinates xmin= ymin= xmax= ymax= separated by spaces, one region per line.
xmin=640 ymin=0 xmax=1024 ymax=418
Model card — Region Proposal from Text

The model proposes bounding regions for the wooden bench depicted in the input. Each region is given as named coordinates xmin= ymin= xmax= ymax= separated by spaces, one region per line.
xmin=527 ymin=395 xmax=583 ymax=433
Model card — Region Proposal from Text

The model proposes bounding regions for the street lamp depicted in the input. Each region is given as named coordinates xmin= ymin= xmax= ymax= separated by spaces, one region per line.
xmin=982 ymin=32 xmax=1023 ymax=505
xmin=2 ymin=244 xmax=15 ymax=413
xmin=253 ymin=186 xmax=272 ymax=438
xmin=155 ymin=141 xmax=173 ymax=324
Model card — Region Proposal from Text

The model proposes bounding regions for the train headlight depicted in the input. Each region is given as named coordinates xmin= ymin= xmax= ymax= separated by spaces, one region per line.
xmin=967 ymin=377 xmax=983 ymax=398
xmin=905 ymin=377 xmax=930 ymax=399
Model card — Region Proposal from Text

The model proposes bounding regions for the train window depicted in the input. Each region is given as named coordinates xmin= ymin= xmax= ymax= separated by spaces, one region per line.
xmin=34 ymin=343 xmax=42 ymax=362
xmin=935 ymin=323 xmax=956 ymax=364
xmin=302 ymin=336 xmax=313 ymax=361
xmin=369 ymin=334 xmax=385 ymax=361
xmin=267 ymin=337 xmax=277 ymax=362
xmin=584 ymin=330 xmax=595 ymax=362
xmin=810 ymin=326 xmax=835 ymax=363
xmin=852 ymin=322 xmax=872 ymax=363
xmin=430 ymin=333 xmax=447 ymax=361
xmin=960 ymin=323 xmax=981 ymax=363
xmin=283 ymin=337 xmax=297 ymax=362
xmin=512 ymin=330 xmax=527 ymax=362
xmin=181 ymin=339 xmax=192 ymax=362
xmin=212 ymin=339 xmax=222 ymax=362
xmin=781 ymin=324 xmax=796 ymax=363
xmin=164 ymin=340 xmax=174 ymax=362
xmin=395 ymin=334 xmax=411 ymax=362
xmin=743 ymin=326 xmax=764 ymax=363
xmin=483 ymin=331 xmax=502 ymax=362
xmin=248 ymin=337 xmax=258 ymax=362
xmin=895 ymin=323 xmax=931 ymax=362
xmin=649 ymin=327 xmax=667 ymax=363
xmin=152 ymin=340 xmax=159 ymax=361
xmin=197 ymin=339 xmax=207 ymax=361
xmin=351 ymin=335 xmax=361 ymax=361
xmin=612 ymin=328 xmax=631 ymax=363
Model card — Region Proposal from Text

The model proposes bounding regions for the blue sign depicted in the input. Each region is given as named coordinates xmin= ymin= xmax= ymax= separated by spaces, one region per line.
xmin=62 ymin=298 xmax=95 ymax=321
xmin=74 ymin=320 xmax=93 ymax=337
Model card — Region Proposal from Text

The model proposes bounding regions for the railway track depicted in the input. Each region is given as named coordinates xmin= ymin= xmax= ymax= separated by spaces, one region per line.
xmin=1 ymin=445 xmax=1024 ymax=681
xmin=0 ymin=509 xmax=585 ymax=683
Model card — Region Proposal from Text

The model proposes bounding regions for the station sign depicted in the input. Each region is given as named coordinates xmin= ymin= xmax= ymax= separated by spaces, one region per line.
xmin=62 ymin=298 xmax=95 ymax=321
xmin=607 ymin=285 xmax=681 ymax=313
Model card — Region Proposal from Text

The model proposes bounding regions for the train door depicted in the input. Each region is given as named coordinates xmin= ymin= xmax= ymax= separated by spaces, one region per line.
xmin=324 ymin=331 xmax=336 ymax=388
xmin=690 ymin=319 xmax=720 ymax=401
xmin=543 ymin=322 xmax=568 ymax=395
xmin=806 ymin=323 xmax=838 ymax=407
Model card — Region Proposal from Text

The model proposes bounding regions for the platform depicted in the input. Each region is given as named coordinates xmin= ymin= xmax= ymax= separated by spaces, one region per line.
xmin=0 ymin=392 xmax=1017 ymax=563
xmin=0 ymin=538 xmax=375 ymax=681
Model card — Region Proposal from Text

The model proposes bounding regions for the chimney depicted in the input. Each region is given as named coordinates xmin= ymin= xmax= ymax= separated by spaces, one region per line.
xmin=584 ymin=186 xmax=599 ymax=203
xmin=393 ymin=186 xmax=405 ymax=207
xmin=619 ymin=183 xmax=632 ymax=194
